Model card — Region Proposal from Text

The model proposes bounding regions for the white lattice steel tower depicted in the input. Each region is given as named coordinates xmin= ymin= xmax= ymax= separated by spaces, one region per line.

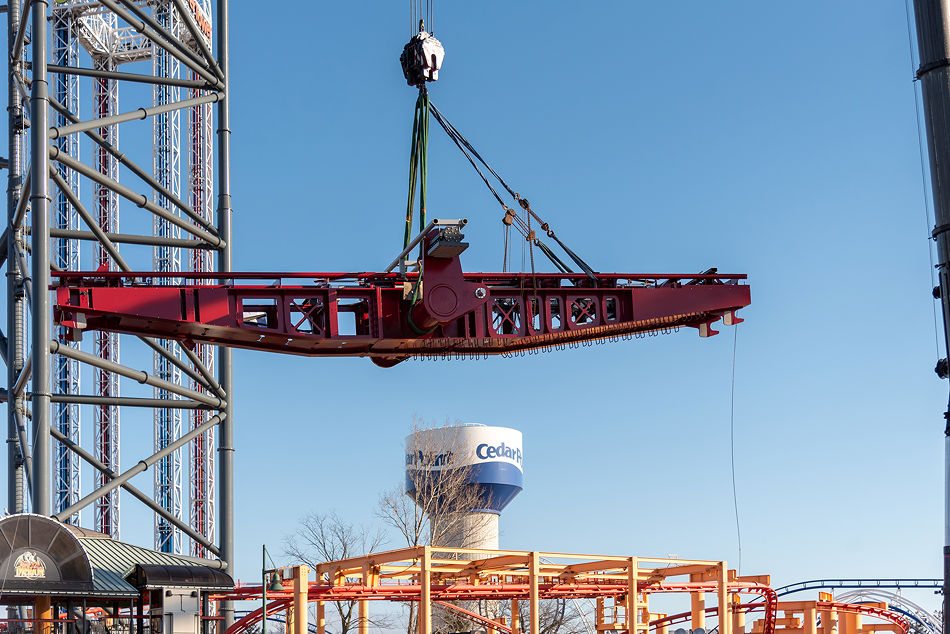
xmin=89 ymin=9 xmax=122 ymax=540
xmin=185 ymin=0 xmax=215 ymax=559
xmin=8 ymin=0 xmax=235 ymax=624
xmin=66 ymin=1 xmax=152 ymax=539
xmin=152 ymin=0 xmax=184 ymax=555
xmin=29 ymin=0 xmax=218 ymax=556
xmin=51 ymin=4 xmax=82 ymax=526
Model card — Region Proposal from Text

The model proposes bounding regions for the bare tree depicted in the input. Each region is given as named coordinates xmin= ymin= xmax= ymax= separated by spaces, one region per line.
xmin=377 ymin=422 xmax=498 ymax=634
xmin=499 ymin=598 xmax=590 ymax=634
xmin=283 ymin=512 xmax=387 ymax=634
xmin=377 ymin=422 xmax=493 ymax=550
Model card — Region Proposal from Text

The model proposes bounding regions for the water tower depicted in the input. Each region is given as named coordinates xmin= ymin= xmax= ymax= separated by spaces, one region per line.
xmin=405 ymin=425 xmax=523 ymax=549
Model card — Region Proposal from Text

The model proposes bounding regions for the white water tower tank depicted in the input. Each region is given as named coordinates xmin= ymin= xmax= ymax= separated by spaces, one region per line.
xmin=405 ymin=424 xmax=523 ymax=550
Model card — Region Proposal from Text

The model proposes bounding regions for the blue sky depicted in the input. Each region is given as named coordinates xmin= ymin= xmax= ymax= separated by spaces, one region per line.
xmin=4 ymin=0 xmax=946 ymax=614
xmin=222 ymin=0 xmax=941 ymax=588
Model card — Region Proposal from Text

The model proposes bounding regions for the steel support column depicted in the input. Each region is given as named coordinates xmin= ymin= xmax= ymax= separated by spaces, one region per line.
xmin=6 ymin=0 xmax=25 ymax=517
xmin=910 ymin=3 xmax=950 ymax=632
xmin=29 ymin=0 xmax=51 ymax=517
xmin=217 ymin=0 xmax=235 ymax=625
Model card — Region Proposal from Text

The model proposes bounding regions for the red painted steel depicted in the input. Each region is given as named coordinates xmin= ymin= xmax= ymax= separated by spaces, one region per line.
xmin=223 ymin=581 xmax=773 ymax=634
xmin=53 ymin=231 xmax=750 ymax=366
xmin=818 ymin=602 xmax=908 ymax=633
xmin=224 ymin=582 xmax=913 ymax=634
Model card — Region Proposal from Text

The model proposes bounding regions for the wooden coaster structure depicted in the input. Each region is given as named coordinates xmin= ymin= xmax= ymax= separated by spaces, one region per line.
xmin=218 ymin=547 xmax=907 ymax=634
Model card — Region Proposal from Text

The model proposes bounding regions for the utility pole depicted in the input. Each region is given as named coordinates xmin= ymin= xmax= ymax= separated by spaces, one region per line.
xmin=912 ymin=2 xmax=950 ymax=632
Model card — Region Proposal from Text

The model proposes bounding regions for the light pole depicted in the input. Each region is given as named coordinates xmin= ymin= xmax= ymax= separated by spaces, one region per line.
xmin=261 ymin=545 xmax=282 ymax=634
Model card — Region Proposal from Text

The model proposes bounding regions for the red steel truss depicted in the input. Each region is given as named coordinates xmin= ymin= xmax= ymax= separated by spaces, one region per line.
xmin=52 ymin=230 xmax=750 ymax=366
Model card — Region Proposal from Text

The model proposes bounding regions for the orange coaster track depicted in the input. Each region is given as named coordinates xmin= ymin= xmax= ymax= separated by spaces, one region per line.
xmin=219 ymin=547 xmax=865 ymax=634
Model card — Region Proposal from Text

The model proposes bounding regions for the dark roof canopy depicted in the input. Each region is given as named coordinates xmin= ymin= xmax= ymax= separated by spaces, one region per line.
xmin=0 ymin=514 xmax=94 ymax=595
xmin=0 ymin=515 xmax=230 ymax=600
xmin=126 ymin=564 xmax=233 ymax=591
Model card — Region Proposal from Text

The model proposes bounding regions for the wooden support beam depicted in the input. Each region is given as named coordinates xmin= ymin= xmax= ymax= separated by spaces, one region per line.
xmin=512 ymin=600 xmax=521 ymax=634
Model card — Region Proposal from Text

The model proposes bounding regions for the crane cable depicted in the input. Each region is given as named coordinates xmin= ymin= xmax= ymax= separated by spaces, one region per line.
xmin=428 ymin=103 xmax=598 ymax=281
xmin=411 ymin=0 xmax=435 ymax=39
xmin=403 ymin=87 xmax=430 ymax=250
xmin=402 ymin=85 xmax=439 ymax=335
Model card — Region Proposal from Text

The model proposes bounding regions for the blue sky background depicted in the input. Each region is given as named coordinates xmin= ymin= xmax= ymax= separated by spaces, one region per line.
xmin=3 ymin=0 xmax=946 ymax=615
xmin=226 ymin=0 xmax=941 ymax=598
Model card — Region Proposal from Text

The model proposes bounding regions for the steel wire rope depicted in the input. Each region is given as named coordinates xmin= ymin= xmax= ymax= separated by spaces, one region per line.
xmin=429 ymin=103 xmax=593 ymax=277
xmin=730 ymin=324 xmax=742 ymax=576
xmin=432 ymin=101 xmax=595 ymax=278
xmin=404 ymin=89 xmax=430 ymax=248
xmin=904 ymin=0 xmax=943 ymax=359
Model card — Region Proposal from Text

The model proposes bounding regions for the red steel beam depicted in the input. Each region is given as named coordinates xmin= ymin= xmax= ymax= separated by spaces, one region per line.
xmin=53 ymin=231 xmax=750 ymax=366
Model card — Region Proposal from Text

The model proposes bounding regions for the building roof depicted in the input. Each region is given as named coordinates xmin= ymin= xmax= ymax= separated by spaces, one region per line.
xmin=77 ymin=535 xmax=219 ymax=598
xmin=0 ymin=515 xmax=231 ymax=600
xmin=125 ymin=564 xmax=233 ymax=591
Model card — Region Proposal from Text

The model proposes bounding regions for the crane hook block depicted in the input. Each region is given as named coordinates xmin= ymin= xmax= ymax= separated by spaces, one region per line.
xmin=401 ymin=29 xmax=445 ymax=86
